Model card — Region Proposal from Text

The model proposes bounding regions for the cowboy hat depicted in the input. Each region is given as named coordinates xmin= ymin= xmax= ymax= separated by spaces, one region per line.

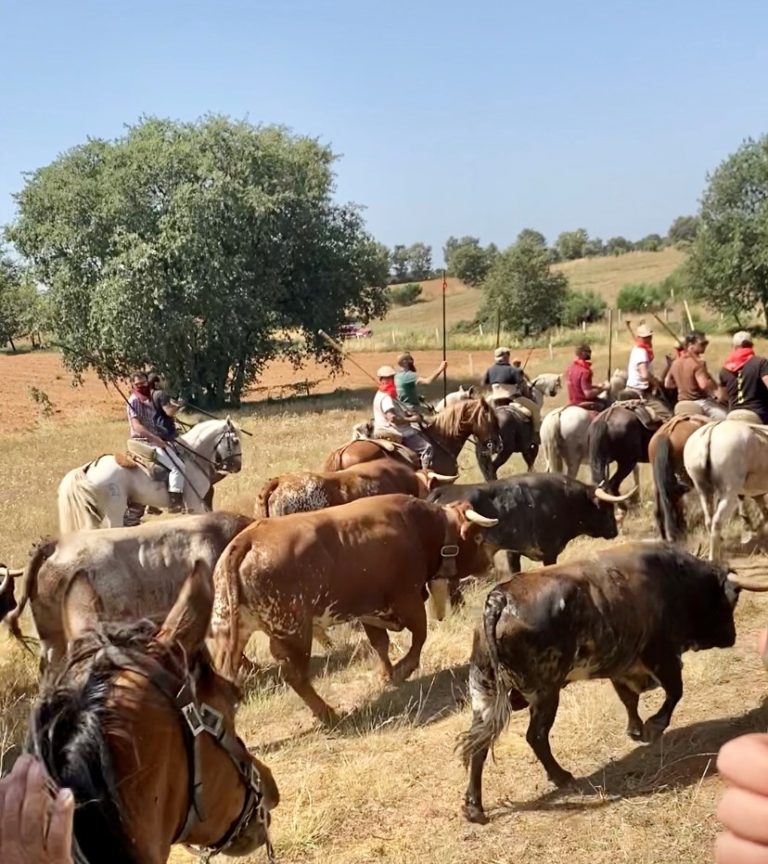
xmin=377 ymin=365 xmax=397 ymax=378
xmin=635 ymin=324 xmax=653 ymax=338
xmin=494 ymin=346 xmax=511 ymax=359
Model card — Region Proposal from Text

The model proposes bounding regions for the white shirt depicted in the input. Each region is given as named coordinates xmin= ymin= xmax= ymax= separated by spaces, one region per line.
xmin=627 ymin=345 xmax=653 ymax=390
xmin=373 ymin=391 xmax=397 ymax=431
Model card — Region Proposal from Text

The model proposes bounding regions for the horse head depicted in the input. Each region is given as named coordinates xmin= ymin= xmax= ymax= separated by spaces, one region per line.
xmin=32 ymin=563 xmax=279 ymax=863
xmin=183 ymin=418 xmax=243 ymax=474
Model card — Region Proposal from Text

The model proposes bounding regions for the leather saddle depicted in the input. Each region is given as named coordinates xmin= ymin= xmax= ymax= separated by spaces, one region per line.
xmin=497 ymin=401 xmax=532 ymax=421
xmin=614 ymin=399 xmax=665 ymax=430
xmin=116 ymin=440 xmax=168 ymax=482
xmin=351 ymin=422 xmax=421 ymax=468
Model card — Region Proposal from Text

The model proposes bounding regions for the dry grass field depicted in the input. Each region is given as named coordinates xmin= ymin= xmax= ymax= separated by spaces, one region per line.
xmin=2 ymin=329 xmax=768 ymax=863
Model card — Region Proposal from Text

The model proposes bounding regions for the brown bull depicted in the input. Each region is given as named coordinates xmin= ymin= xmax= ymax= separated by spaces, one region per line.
xmin=5 ymin=512 xmax=253 ymax=668
xmin=210 ymin=494 xmax=498 ymax=724
xmin=256 ymin=461 xmax=457 ymax=517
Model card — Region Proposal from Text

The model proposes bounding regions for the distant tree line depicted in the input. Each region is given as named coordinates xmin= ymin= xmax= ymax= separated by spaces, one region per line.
xmin=0 ymin=248 xmax=51 ymax=352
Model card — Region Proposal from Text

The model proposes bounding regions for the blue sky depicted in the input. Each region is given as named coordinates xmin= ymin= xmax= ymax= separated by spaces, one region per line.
xmin=3 ymin=0 xmax=768 ymax=263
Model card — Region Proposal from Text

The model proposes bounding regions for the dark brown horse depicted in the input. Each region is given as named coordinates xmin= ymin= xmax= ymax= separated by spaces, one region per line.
xmin=28 ymin=564 xmax=279 ymax=864
xmin=322 ymin=398 xmax=502 ymax=475
xmin=649 ymin=414 xmax=712 ymax=542
xmin=588 ymin=389 xmax=674 ymax=498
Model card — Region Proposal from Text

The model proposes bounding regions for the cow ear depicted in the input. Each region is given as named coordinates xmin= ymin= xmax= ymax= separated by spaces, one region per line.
xmin=157 ymin=561 xmax=213 ymax=656
xmin=62 ymin=571 xmax=104 ymax=642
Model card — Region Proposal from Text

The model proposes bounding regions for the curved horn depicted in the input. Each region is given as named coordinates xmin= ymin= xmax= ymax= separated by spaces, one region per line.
xmin=727 ymin=571 xmax=768 ymax=592
xmin=465 ymin=509 xmax=499 ymax=528
xmin=594 ymin=485 xmax=637 ymax=504
xmin=427 ymin=471 xmax=459 ymax=482
xmin=0 ymin=567 xmax=24 ymax=578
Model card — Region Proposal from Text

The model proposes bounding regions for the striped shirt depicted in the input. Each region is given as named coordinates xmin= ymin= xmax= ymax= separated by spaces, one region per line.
xmin=127 ymin=393 xmax=157 ymax=439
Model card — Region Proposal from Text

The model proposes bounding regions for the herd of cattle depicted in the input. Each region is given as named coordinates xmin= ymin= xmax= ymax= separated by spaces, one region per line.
xmin=2 ymin=387 xmax=768 ymax=844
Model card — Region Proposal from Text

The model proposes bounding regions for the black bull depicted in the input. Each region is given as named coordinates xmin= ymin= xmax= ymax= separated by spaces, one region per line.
xmin=457 ymin=542 xmax=760 ymax=824
xmin=427 ymin=473 xmax=631 ymax=575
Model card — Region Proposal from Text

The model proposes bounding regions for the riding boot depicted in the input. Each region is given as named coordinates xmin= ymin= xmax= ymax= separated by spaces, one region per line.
xmin=123 ymin=504 xmax=145 ymax=527
xmin=167 ymin=491 xmax=185 ymax=514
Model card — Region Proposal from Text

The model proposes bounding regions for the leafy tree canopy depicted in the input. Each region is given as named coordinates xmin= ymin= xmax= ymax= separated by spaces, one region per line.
xmin=444 ymin=236 xmax=495 ymax=286
xmin=667 ymin=215 xmax=699 ymax=246
xmin=479 ymin=237 xmax=568 ymax=336
xmin=8 ymin=116 xmax=389 ymax=405
xmin=690 ymin=136 xmax=768 ymax=325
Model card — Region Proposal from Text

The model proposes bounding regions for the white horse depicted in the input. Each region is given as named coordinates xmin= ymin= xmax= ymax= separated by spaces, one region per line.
xmin=435 ymin=385 xmax=476 ymax=413
xmin=58 ymin=418 xmax=243 ymax=533
xmin=540 ymin=369 xmax=629 ymax=477
xmin=684 ymin=420 xmax=768 ymax=560
xmin=530 ymin=373 xmax=562 ymax=408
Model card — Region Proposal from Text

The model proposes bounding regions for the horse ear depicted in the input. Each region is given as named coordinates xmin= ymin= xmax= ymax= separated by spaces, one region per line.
xmin=62 ymin=571 xmax=104 ymax=642
xmin=157 ymin=561 xmax=213 ymax=655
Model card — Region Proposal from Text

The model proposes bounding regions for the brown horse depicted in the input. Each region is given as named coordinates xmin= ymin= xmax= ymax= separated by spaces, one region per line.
xmin=322 ymin=398 xmax=502 ymax=475
xmin=649 ymin=414 xmax=711 ymax=542
xmin=28 ymin=564 xmax=279 ymax=864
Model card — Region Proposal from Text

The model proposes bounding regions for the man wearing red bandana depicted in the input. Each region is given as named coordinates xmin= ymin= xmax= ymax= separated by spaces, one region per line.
xmin=718 ymin=331 xmax=768 ymax=423
xmin=565 ymin=344 xmax=609 ymax=410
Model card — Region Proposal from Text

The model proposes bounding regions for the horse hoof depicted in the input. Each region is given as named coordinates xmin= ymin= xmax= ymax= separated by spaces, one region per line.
xmin=462 ymin=803 xmax=489 ymax=824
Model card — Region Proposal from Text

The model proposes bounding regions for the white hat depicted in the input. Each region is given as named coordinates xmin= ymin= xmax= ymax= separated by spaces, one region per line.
xmin=733 ymin=330 xmax=753 ymax=347
xmin=376 ymin=365 xmax=397 ymax=378
xmin=494 ymin=346 xmax=510 ymax=359
xmin=635 ymin=324 xmax=653 ymax=338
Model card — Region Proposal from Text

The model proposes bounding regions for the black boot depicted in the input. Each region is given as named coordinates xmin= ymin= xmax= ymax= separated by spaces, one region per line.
xmin=168 ymin=492 xmax=184 ymax=514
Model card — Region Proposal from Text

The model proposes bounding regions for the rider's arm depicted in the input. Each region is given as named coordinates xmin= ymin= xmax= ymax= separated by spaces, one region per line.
xmin=637 ymin=361 xmax=650 ymax=383
xmin=417 ymin=361 xmax=448 ymax=385
xmin=129 ymin=415 xmax=164 ymax=446
xmin=694 ymin=363 xmax=717 ymax=395
xmin=384 ymin=409 xmax=416 ymax=426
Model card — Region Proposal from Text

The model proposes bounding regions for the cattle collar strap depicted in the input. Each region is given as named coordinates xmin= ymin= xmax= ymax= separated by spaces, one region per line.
xmin=436 ymin=519 xmax=461 ymax=579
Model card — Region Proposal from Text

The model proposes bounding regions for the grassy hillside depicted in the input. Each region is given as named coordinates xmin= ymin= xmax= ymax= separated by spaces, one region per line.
xmin=367 ymin=249 xmax=687 ymax=352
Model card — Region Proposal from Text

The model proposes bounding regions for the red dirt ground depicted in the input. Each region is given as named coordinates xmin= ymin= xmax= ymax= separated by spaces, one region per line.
xmin=1 ymin=349 xmax=545 ymax=435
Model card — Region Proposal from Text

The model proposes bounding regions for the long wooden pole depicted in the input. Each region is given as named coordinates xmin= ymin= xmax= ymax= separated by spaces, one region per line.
xmin=607 ymin=308 xmax=613 ymax=380
xmin=441 ymin=270 xmax=448 ymax=400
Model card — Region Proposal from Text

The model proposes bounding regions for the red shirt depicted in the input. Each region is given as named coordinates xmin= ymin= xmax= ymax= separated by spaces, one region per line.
xmin=565 ymin=359 xmax=593 ymax=404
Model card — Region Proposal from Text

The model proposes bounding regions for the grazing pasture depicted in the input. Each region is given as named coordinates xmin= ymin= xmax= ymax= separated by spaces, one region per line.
xmin=1 ymin=341 xmax=767 ymax=864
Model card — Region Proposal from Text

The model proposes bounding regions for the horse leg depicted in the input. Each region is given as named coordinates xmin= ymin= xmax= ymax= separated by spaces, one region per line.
xmin=710 ymin=493 xmax=739 ymax=561
xmin=476 ymin=447 xmax=496 ymax=482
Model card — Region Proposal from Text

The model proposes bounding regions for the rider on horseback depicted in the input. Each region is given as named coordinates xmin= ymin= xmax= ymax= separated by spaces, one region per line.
xmin=127 ymin=372 xmax=186 ymax=513
xmin=482 ymin=347 xmax=541 ymax=443
xmin=565 ymin=344 xmax=609 ymax=411
xmin=395 ymin=352 xmax=448 ymax=416
xmin=372 ymin=366 xmax=434 ymax=468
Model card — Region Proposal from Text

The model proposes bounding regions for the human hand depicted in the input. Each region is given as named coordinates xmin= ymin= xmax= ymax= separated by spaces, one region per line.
xmin=438 ymin=361 xmax=448 ymax=373
xmin=0 ymin=755 xmax=74 ymax=864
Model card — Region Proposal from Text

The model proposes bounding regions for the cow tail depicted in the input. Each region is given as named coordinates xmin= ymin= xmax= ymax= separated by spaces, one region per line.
xmin=210 ymin=534 xmax=254 ymax=680
xmin=5 ymin=538 xmax=56 ymax=646
xmin=256 ymin=478 xmax=280 ymax=518
xmin=458 ymin=588 xmax=513 ymax=766
xmin=588 ymin=411 xmax=611 ymax=486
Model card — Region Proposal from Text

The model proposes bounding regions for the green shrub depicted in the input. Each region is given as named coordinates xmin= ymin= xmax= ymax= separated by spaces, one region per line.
xmin=561 ymin=289 xmax=607 ymax=326
xmin=617 ymin=281 xmax=668 ymax=313
xmin=390 ymin=283 xmax=423 ymax=306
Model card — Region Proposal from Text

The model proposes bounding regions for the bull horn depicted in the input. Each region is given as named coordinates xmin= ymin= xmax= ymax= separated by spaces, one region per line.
xmin=465 ymin=509 xmax=499 ymax=528
xmin=0 ymin=567 xmax=24 ymax=578
xmin=428 ymin=471 xmax=459 ymax=482
xmin=594 ymin=485 xmax=638 ymax=504
xmin=727 ymin=571 xmax=768 ymax=592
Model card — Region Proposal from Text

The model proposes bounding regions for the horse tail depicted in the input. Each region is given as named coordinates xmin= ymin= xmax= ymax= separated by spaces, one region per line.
xmin=256 ymin=478 xmax=280 ymax=518
xmin=652 ymin=434 xmax=685 ymax=543
xmin=5 ymin=537 xmax=56 ymax=644
xmin=57 ymin=465 xmax=103 ymax=533
xmin=588 ymin=410 xmax=612 ymax=486
xmin=542 ymin=409 xmax=564 ymax=473
xmin=322 ymin=446 xmax=346 ymax=472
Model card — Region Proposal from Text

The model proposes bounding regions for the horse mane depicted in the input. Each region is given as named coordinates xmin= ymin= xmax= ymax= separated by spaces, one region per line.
xmin=29 ymin=620 xmax=203 ymax=864
xmin=429 ymin=398 xmax=487 ymax=438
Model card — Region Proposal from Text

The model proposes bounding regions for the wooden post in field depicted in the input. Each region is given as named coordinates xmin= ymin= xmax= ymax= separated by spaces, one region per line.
xmin=548 ymin=338 xmax=554 ymax=360
xmin=495 ymin=308 xmax=501 ymax=348
xmin=478 ymin=323 xmax=484 ymax=337
xmin=468 ymin=353 xmax=474 ymax=375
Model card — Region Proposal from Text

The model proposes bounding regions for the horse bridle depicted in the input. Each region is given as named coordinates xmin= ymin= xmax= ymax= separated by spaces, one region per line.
xmin=30 ymin=643 xmax=273 ymax=864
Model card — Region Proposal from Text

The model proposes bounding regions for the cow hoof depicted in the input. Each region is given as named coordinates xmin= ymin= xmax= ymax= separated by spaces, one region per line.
xmin=551 ymin=770 xmax=575 ymax=788
xmin=462 ymin=803 xmax=489 ymax=824
xmin=319 ymin=709 xmax=340 ymax=728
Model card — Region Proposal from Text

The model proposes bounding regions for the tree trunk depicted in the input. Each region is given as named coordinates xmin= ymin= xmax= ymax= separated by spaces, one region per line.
xmin=8 ymin=338 xmax=16 ymax=353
